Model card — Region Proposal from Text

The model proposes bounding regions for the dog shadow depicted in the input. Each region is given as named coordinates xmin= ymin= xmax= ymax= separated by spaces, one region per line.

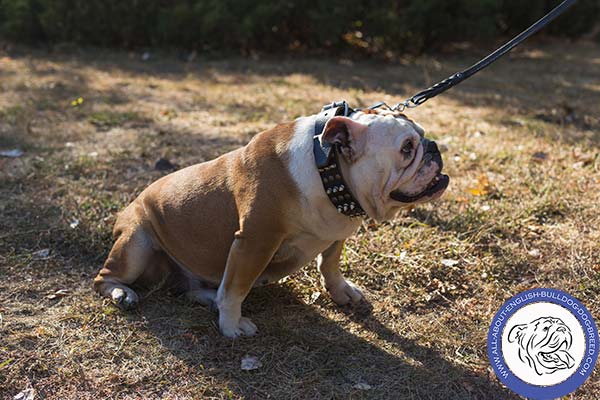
xmin=132 ymin=283 xmax=518 ymax=399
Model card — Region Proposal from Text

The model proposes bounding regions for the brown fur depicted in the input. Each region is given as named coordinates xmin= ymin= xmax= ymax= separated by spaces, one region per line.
xmin=94 ymin=122 xmax=299 ymax=293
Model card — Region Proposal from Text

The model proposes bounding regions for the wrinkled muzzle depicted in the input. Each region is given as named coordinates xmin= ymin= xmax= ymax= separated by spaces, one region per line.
xmin=390 ymin=137 xmax=449 ymax=203
xmin=533 ymin=328 xmax=575 ymax=371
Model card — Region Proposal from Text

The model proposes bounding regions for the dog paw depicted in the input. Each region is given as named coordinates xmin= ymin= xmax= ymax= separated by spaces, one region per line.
xmin=110 ymin=286 xmax=139 ymax=309
xmin=220 ymin=316 xmax=258 ymax=338
xmin=328 ymin=280 xmax=364 ymax=305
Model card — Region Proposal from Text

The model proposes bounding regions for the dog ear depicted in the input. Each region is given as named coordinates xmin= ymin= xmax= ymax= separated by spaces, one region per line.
xmin=508 ymin=324 xmax=527 ymax=343
xmin=322 ymin=116 xmax=367 ymax=162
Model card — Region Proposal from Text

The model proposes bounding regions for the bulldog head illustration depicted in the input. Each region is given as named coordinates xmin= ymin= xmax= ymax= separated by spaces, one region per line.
xmin=507 ymin=317 xmax=576 ymax=375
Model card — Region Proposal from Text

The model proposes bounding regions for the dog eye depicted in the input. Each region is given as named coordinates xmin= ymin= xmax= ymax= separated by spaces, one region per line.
xmin=401 ymin=140 xmax=414 ymax=154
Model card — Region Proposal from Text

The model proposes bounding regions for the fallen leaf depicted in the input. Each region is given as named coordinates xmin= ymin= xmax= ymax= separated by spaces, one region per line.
xmin=467 ymin=188 xmax=485 ymax=196
xmin=527 ymin=225 xmax=542 ymax=234
xmin=572 ymin=161 xmax=585 ymax=169
xmin=47 ymin=289 xmax=70 ymax=300
xmin=0 ymin=149 xmax=24 ymax=158
xmin=528 ymin=249 xmax=541 ymax=257
xmin=353 ymin=382 xmax=372 ymax=390
xmin=70 ymin=97 xmax=84 ymax=107
xmin=241 ymin=355 xmax=262 ymax=371
xmin=308 ymin=291 xmax=321 ymax=304
xmin=467 ymin=174 xmax=491 ymax=196
xmin=32 ymin=249 xmax=50 ymax=259
xmin=14 ymin=388 xmax=35 ymax=400
xmin=441 ymin=259 xmax=459 ymax=267
xmin=404 ymin=238 xmax=417 ymax=249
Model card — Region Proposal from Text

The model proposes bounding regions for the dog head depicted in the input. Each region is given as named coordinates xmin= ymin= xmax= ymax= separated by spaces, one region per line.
xmin=321 ymin=109 xmax=448 ymax=221
xmin=507 ymin=317 xmax=575 ymax=375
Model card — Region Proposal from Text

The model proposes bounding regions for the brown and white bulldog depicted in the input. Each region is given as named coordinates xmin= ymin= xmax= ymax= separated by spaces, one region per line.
xmin=93 ymin=108 xmax=448 ymax=337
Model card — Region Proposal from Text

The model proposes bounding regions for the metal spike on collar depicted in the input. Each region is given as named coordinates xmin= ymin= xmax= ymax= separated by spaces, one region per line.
xmin=316 ymin=148 xmax=365 ymax=218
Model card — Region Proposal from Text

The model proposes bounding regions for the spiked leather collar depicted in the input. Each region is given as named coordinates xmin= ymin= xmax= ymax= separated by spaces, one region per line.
xmin=312 ymin=101 xmax=366 ymax=218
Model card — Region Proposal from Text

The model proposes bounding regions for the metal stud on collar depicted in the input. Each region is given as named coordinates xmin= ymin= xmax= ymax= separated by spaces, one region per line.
xmin=316 ymin=145 xmax=365 ymax=218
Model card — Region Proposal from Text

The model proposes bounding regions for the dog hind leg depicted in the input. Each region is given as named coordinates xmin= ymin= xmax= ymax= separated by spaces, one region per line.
xmin=94 ymin=225 xmax=157 ymax=309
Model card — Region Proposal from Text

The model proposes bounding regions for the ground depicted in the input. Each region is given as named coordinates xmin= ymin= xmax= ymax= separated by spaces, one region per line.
xmin=1 ymin=40 xmax=599 ymax=399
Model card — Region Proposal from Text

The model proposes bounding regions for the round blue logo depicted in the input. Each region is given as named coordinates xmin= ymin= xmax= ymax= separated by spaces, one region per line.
xmin=488 ymin=288 xmax=598 ymax=399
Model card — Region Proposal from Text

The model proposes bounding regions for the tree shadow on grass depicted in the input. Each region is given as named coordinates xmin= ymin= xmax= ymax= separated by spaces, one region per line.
xmin=133 ymin=284 xmax=517 ymax=400
xmin=5 ymin=43 xmax=600 ymax=147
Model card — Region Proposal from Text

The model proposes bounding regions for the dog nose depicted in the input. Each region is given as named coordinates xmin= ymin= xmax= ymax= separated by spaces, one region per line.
xmin=428 ymin=141 xmax=439 ymax=154
xmin=421 ymin=137 xmax=439 ymax=154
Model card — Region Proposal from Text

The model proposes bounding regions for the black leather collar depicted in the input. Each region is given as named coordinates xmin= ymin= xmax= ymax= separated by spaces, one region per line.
xmin=312 ymin=101 xmax=366 ymax=218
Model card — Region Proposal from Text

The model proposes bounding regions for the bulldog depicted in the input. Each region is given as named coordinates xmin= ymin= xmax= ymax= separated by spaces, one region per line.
xmin=93 ymin=105 xmax=449 ymax=337
xmin=508 ymin=317 xmax=575 ymax=375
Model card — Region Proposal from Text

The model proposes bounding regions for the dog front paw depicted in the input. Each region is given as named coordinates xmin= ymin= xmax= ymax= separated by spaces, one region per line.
xmin=328 ymin=280 xmax=364 ymax=305
xmin=220 ymin=316 xmax=258 ymax=338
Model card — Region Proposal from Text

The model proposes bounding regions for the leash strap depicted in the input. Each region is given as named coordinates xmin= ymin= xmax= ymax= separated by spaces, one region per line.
xmin=386 ymin=0 xmax=578 ymax=111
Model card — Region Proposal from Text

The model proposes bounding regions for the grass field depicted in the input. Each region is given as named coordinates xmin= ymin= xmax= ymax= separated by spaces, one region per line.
xmin=1 ymin=40 xmax=599 ymax=399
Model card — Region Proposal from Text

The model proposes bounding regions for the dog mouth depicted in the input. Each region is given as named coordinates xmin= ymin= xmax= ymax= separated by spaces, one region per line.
xmin=536 ymin=336 xmax=575 ymax=370
xmin=389 ymin=139 xmax=449 ymax=203
xmin=390 ymin=173 xmax=449 ymax=203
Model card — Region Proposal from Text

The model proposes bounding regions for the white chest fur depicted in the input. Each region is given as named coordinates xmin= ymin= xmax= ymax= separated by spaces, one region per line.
xmin=287 ymin=116 xmax=362 ymax=241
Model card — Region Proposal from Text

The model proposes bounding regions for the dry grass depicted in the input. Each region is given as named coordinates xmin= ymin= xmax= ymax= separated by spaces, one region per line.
xmin=1 ymin=40 xmax=599 ymax=399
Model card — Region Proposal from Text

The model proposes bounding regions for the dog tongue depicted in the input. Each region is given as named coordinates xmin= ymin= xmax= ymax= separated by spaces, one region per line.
xmin=552 ymin=350 xmax=576 ymax=369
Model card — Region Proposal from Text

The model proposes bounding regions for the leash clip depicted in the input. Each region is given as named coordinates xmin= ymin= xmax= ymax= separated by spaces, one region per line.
xmin=365 ymin=99 xmax=418 ymax=112
xmin=391 ymin=99 xmax=419 ymax=112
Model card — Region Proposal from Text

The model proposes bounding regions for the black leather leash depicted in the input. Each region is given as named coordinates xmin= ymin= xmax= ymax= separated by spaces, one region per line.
xmin=312 ymin=0 xmax=577 ymax=217
xmin=369 ymin=0 xmax=578 ymax=112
